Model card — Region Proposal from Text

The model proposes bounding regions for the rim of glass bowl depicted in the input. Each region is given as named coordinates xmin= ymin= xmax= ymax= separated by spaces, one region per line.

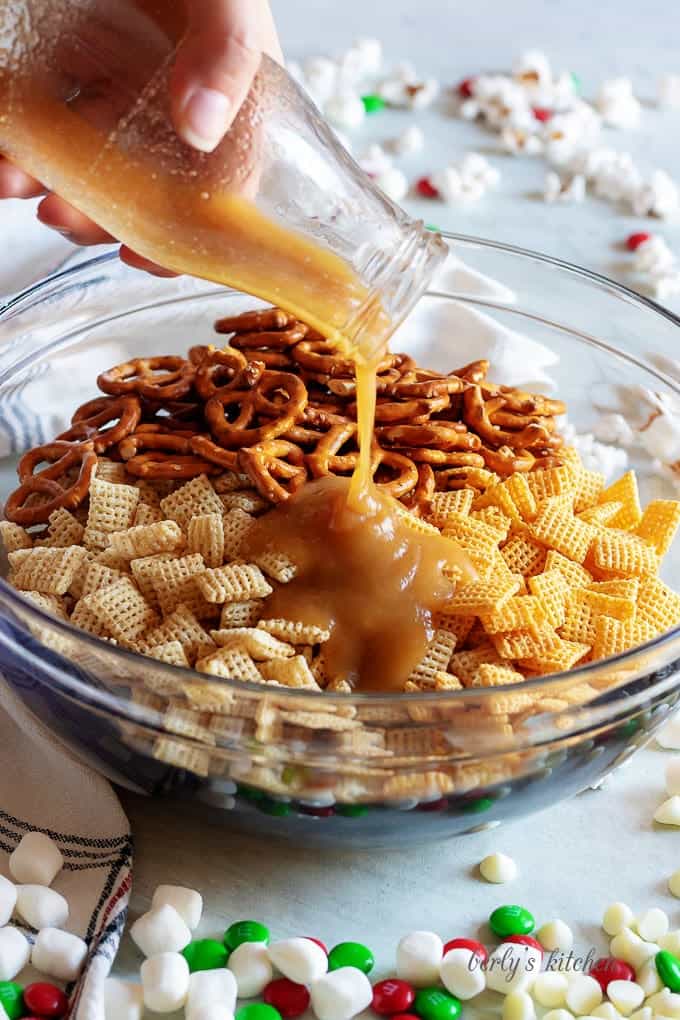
xmin=2 ymin=237 xmax=680 ymax=722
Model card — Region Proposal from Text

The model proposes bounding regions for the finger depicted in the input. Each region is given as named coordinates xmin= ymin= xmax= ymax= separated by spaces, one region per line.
xmin=37 ymin=194 xmax=116 ymax=245
xmin=170 ymin=0 xmax=267 ymax=153
xmin=0 ymin=158 xmax=46 ymax=199
xmin=119 ymin=246 xmax=179 ymax=277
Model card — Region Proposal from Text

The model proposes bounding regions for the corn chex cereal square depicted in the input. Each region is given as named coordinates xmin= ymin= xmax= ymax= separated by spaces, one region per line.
xmin=501 ymin=536 xmax=547 ymax=577
xmin=12 ymin=546 xmax=88 ymax=596
xmin=144 ymin=604 xmax=216 ymax=664
xmin=213 ymin=470 xmax=250 ymax=493
xmin=408 ymin=629 xmax=457 ymax=686
xmin=503 ymin=472 xmax=538 ymax=521
xmin=491 ymin=625 xmax=560 ymax=660
xmin=577 ymin=501 xmax=623 ymax=526
xmin=635 ymin=500 xmax=680 ymax=556
xmin=470 ymin=663 xmax=525 ymax=687
xmin=519 ymin=638 xmax=591 ymax=673
xmin=134 ymin=503 xmax=163 ymax=527
xmin=427 ymin=489 xmax=473 ymax=528
xmin=146 ymin=553 xmax=212 ymax=618
xmin=89 ymin=577 xmax=159 ymax=645
xmin=185 ymin=681 xmax=236 ymax=714
xmin=442 ymin=512 xmax=502 ymax=565
xmin=110 ymin=520 xmax=184 ymax=561
xmin=258 ymin=618 xmax=331 ymax=645
xmin=480 ymin=595 xmax=548 ymax=635
xmin=259 ymin=655 xmax=320 ymax=689
xmin=87 ymin=477 xmax=140 ymax=533
xmin=530 ymin=503 xmax=596 ymax=563
xmin=163 ymin=704 xmax=215 ymax=744
xmin=560 ymin=590 xmax=598 ymax=644
xmin=21 ymin=591 xmax=68 ymax=620
xmin=431 ymin=612 xmax=473 ymax=646
xmin=473 ymin=483 xmax=522 ymax=524
xmin=131 ymin=553 xmax=178 ymax=610
xmin=70 ymin=596 xmax=110 ymax=638
xmin=0 ymin=522 xmax=32 ymax=554
xmin=572 ymin=469 xmax=605 ymax=513
xmin=220 ymin=491 xmax=269 ymax=514
xmin=528 ymin=570 xmax=571 ymax=628
xmin=160 ymin=475 xmax=223 ymax=529
xmin=152 ymin=737 xmax=210 ymax=777
xmin=581 ymin=587 xmax=636 ymax=621
xmin=590 ymin=530 xmax=659 ymax=578
xmin=525 ymin=465 xmax=576 ymax=504
xmin=636 ymin=574 xmax=680 ymax=634
xmin=253 ymin=549 xmax=297 ymax=583
xmin=469 ymin=507 xmax=512 ymax=539
xmin=210 ymin=627 xmax=295 ymax=659
xmin=187 ymin=513 xmax=224 ymax=568
xmin=93 ymin=458 xmax=128 ymax=484
xmin=393 ymin=504 xmax=442 ymax=537
xmin=36 ymin=508 xmax=84 ymax=548
xmin=197 ymin=563 xmax=272 ymax=604
xmin=448 ymin=645 xmax=503 ymax=686
xmin=599 ymin=470 xmax=641 ymax=530
xmin=81 ymin=561 xmax=127 ymax=597
xmin=222 ymin=508 xmax=257 ymax=560
xmin=221 ymin=600 xmax=264 ymax=628
xmin=544 ymin=550 xmax=592 ymax=588
xmin=196 ymin=645 xmax=263 ymax=683
xmin=441 ymin=576 xmax=520 ymax=616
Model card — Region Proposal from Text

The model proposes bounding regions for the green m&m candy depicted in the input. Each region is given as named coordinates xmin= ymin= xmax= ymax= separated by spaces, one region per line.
xmin=414 ymin=988 xmax=462 ymax=1020
xmin=182 ymin=938 xmax=229 ymax=972
xmin=236 ymin=1006 xmax=281 ymax=1020
xmin=328 ymin=941 xmax=374 ymax=974
xmin=656 ymin=949 xmax=680 ymax=992
xmin=361 ymin=94 xmax=385 ymax=113
xmin=489 ymin=904 xmax=535 ymax=938
xmin=224 ymin=920 xmax=270 ymax=951
xmin=336 ymin=804 xmax=369 ymax=818
xmin=0 ymin=982 xmax=24 ymax=1020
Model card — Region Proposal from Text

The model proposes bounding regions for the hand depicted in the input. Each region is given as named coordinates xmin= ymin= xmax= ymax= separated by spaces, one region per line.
xmin=0 ymin=0 xmax=282 ymax=275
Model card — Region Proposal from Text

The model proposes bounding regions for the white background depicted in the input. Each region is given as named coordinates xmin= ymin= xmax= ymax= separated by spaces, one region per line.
xmin=2 ymin=0 xmax=680 ymax=991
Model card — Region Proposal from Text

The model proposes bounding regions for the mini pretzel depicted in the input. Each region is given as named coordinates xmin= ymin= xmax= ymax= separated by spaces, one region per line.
xmin=57 ymin=395 xmax=142 ymax=452
xmin=326 ymin=368 xmax=403 ymax=397
xmin=377 ymin=423 xmax=481 ymax=451
xmin=117 ymin=424 xmax=196 ymax=461
xmin=206 ymin=370 xmax=306 ymax=448
xmin=463 ymin=385 xmax=555 ymax=450
xmin=367 ymin=394 xmax=450 ymax=424
xmin=188 ymin=435 xmax=240 ymax=471
xmin=399 ymin=448 xmax=487 ymax=467
xmin=194 ymin=347 xmax=255 ymax=400
xmin=481 ymin=445 xmax=536 ymax=475
xmin=485 ymin=385 xmax=566 ymax=417
xmin=454 ymin=360 xmax=489 ymax=384
xmin=371 ymin=447 xmax=419 ymax=499
xmin=403 ymin=464 xmax=436 ymax=515
xmin=385 ymin=370 xmax=464 ymax=399
xmin=229 ymin=325 xmax=308 ymax=351
xmin=292 ymin=339 xmax=394 ymax=378
xmin=7 ymin=441 xmax=97 ymax=525
xmin=239 ymin=440 xmax=307 ymax=503
xmin=124 ymin=453 xmax=221 ymax=480
xmin=306 ymin=423 xmax=359 ymax=477
xmin=214 ymin=307 xmax=295 ymax=334
xmin=97 ymin=356 xmax=195 ymax=401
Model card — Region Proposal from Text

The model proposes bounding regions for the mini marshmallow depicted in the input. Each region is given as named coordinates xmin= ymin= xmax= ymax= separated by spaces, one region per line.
xmin=544 ymin=172 xmax=586 ymax=204
xmin=652 ymin=272 xmax=680 ymax=300
xmin=565 ymin=975 xmax=603 ymax=1015
xmin=637 ymin=907 xmax=669 ymax=942
xmin=513 ymin=49 xmax=552 ymax=87
xmin=353 ymin=37 xmax=382 ymax=77
xmin=374 ymin=168 xmax=408 ymax=202
xmin=637 ymin=959 xmax=664 ymax=997
xmin=227 ymin=941 xmax=272 ymax=998
xmin=151 ymin=885 xmax=203 ymax=931
xmin=479 ymin=852 xmax=517 ymax=884
xmin=596 ymin=78 xmax=641 ymax=129
xmin=659 ymin=74 xmax=680 ymax=110
xmin=268 ymin=938 xmax=328 ymax=986
xmin=486 ymin=943 xmax=542 ymax=994
xmin=104 ymin=979 xmax=144 ymax=1020
xmin=504 ymin=991 xmax=536 ymax=1020
xmin=654 ymin=796 xmax=680 ymax=826
xmin=189 ymin=1006 xmax=234 ymax=1020
xmin=303 ymin=57 xmax=338 ymax=105
xmin=639 ymin=414 xmax=680 ymax=464
xmin=406 ymin=78 xmax=440 ymax=110
xmin=390 ymin=125 xmax=424 ymax=155
xmin=15 ymin=884 xmax=68 ymax=929
xmin=440 ymin=947 xmax=486 ymax=1000
xmin=0 ymin=878 xmax=17 ymax=928
xmin=537 ymin=920 xmax=574 ymax=952
xmin=634 ymin=237 xmax=675 ymax=275
xmin=359 ymin=143 xmax=393 ymax=177
xmin=141 ymin=952 xmax=190 ymax=1013
xmin=396 ymin=931 xmax=443 ymax=987
xmin=32 ymin=927 xmax=88 ymax=981
xmin=9 ymin=833 xmax=64 ymax=887
xmin=593 ymin=413 xmax=636 ymax=448
xmin=608 ymin=981 xmax=644 ymax=1016
xmin=0 ymin=926 xmax=31 ymax=981
xmin=324 ymin=91 xmax=365 ymax=130
xmin=310 ymin=966 xmax=373 ymax=1020
xmin=532 ymin=973 xmax=569 ymax=1008
xmin=543 ymin=1012 xmax=575 ymax=1020
xmin=130 ymin=904 xmax=191 ymax=957
xmin=186 ymin=969 xmax=238 ymax=1020
xmin=632 ymin=171 xmax=679 ymax=219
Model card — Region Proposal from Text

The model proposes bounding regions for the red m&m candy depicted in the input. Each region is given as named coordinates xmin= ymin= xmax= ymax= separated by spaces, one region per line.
xmin=372 ymin=979 xmax=416 ymax=1015
xmin=626 ymin=232 xmax=652 ymax=251
xmin=457 ymin=77 xmax=476 ymax=98
xmin=263 ymin=978 xmax=310 ymax=1019
xmin=443 ymin=938 xmax=488 ymax=962
xmin=589 ymin=957 xmax=635 ymax=992
xmin=532 ymin=107 xmax=553 ymax=122
xmin=304 ymin=937 xmax=328 ymax=954
xmin=416 ymin=177 xmax=439 ymax=199
xmin=503 ymin=935 xmax=544 ymax=956
xmin=391 ymin=1015 xmax=421 ymax=1020
xmin=24 ymin=984 xmax=69 ymax=1019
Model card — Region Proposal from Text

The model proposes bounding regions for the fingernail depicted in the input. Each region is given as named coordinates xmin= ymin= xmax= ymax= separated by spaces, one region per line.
xmin=180 ymin=87 xmax=231 ymax=152
xmin=52 ymin=226 xmax=73 ymax=239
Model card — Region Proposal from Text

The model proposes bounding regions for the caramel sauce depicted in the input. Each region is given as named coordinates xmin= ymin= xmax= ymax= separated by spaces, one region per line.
xmin=0 ymin=0 xmax=469 ymax=690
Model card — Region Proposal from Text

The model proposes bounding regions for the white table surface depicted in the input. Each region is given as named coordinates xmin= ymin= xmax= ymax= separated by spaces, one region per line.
xmin=2 ymin=0 xmax=680 ymax=994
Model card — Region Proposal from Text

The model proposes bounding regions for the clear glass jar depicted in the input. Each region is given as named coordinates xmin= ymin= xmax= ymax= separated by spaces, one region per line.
xmin=0 ymin=0 xmax=446 ymax=356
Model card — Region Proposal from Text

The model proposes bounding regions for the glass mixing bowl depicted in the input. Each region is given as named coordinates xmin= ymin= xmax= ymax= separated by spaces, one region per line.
xmin=1 ymin=237 xmax=680 ymax=849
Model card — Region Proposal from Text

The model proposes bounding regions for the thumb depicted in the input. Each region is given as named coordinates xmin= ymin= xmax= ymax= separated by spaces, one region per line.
xmin=170 ymin=0 xmax=264 ymax=153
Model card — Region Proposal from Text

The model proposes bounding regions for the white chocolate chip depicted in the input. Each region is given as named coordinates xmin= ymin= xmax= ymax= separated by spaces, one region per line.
xmin=646 ymin=989 xmax=680 ymax=1018
xmin=538 ymin=920 xmax=574 ymax=952
xmin=658 ymin=718 xmax=680 ymax=750
xmin=486 ymin=944 xmax=543 ymax=994
xmin=628 ymin=1009 xmax=652 ymax=1020
xmin=504 ymin=991 xmax=536 ymax=1020
xmin=544 ymin=1011 xmax=575 ymax=1020
xmin=666 ymin=760 xmax=680 ymax=796
xmin=565 ymin=975 xmax=603 ymax=1015
xmin=603 ymin=903 xmax=635 ymax=936
xmin=637 ymin=959 xmax=663 ymax=997
xmin=533 ymin=973 xmax=569 ymax=1008
xmin=607 ymin=982 xmax=644 ymax=1016
xmin=480 ymin=852 xmax=518 ymax=884
xmin=655 ymin=796 xmax=680 ymax=825
xmin=661 ymin=931 xmax=680 ymax=954
xmin=637 ymin=907 xmax=669 ymax=942
xmin=592 ymin=1005 xmax=622 ymax=1020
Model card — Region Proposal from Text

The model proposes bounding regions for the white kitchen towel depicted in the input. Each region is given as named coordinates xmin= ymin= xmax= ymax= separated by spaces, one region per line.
xmin=0 ymin=680 xmax=132 ymax=1020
